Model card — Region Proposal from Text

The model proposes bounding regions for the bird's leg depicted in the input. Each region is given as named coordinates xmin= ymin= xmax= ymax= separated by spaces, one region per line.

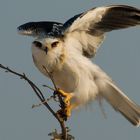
xmin=65 ymin=103 xmax=78 ymax=117
xmin=57 ymin=103 xmax=77 ymax=121
xmin=57 ymin=89 xmax=73 ymax=106
xmin=56 ymin=89 xmax=74 ymax=120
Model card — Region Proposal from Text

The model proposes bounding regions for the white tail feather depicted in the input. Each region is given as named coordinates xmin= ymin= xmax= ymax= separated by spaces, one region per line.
xmin=96 ymin=79 xmax=140 ymax=126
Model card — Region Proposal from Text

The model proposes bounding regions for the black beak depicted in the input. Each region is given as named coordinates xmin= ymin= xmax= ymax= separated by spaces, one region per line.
xmin=44 ymin=47 xmax=48 ymax=54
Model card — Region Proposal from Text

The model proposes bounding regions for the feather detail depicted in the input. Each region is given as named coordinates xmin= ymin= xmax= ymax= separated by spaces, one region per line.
xmin=63 ymin=5 xmax=140 ymax=57
xmin=94 ymin=5 xmax=140 ymax=32
xmin=96 ymin=79 xmax=140 ymax=126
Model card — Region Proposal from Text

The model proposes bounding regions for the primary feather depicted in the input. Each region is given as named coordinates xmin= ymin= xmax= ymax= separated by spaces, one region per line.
xmin=63 ymin=5 xmax=140 ymax=57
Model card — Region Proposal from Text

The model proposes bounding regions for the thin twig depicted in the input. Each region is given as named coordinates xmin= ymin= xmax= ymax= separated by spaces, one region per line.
xmin=32 ymin=95 xmax=54 ymax=108
xmin=42 ymin=66 xmax=66 ymax=108
xmin=0 ymin=64 xmax=68 ymax=140
xmin=42 ymin=66 xmax=57 ymax=90
xmin=42 ymin=66 xmax=68 ymax=139
xmin=43 ymin=84 xmax=55 ymax=91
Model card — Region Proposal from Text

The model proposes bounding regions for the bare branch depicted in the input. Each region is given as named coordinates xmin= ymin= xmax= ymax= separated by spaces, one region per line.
xmin=42 ymin=66 xmax=67 ymax=115
xmin=42 ymin=66 xmax=68 ymax=139
xmin=43 ymin=84 xmax=55 ymax=91
xmin=0 ymin=64 xmax=73 ymax=140
xmin=42 ymin=66 xmax=57 ymax=90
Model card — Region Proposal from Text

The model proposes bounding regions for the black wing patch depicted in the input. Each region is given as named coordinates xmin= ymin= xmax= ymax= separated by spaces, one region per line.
xmin=94 ymin=5 xmax=140 ymax=32
xmin=63 ymin=13 xmax=83 ymax=31
xmin=17 ymin=21 xmax=63 ymax=37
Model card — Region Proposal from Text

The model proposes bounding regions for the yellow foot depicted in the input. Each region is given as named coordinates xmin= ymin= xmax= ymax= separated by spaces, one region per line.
xmin=57 ymin=89 xmax=73 ymax=106
xmin=55 ymin=89 xmax=75 ymax=121
xmin=57 ymin=104 xmax=76 ymax=121
xmin=64 ymin=104 xmax=73 ymax=117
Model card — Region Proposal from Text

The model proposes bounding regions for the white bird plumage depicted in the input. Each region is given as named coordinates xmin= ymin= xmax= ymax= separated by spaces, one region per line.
xmin=18 ymin=5 xmax=140 ymax=126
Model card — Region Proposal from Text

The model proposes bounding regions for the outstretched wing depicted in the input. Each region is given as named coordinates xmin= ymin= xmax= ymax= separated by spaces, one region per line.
xmin=17 ymin=21 xmax=63 ymax=37
xmin=63 ymin=5 xmax=140 ymax=57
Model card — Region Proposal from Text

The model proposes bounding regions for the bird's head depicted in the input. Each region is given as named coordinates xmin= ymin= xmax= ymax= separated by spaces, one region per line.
xmin=17 ymin=21 xmax=66 ymax=73
xmin=31 ymin=37 xmax=66 ymax=72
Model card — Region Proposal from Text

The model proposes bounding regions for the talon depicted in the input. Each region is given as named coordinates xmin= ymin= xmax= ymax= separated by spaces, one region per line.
xmin=57 ymin=89 xmax=73 ymax=105
xmin=65 ymin=105 xmax=72 ymax=117
xmin=55 ymin=89 xmax=77 ymax=120
xmin=57 ymin=109 xmax=67 ymax=121
xmin=57 ymin=104 xmax=77 ymax=121
xmin=56 ymin=107 xmax=71 ymax=121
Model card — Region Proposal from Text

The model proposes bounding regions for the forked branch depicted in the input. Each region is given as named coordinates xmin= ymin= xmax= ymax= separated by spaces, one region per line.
xmin=0 ymin=64 xmax=74 ymax=140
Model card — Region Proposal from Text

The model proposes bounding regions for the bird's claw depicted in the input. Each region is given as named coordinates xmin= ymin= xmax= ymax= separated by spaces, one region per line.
xmin=57 ymin=105 xmax=72 ymax=121
xmin=56 ymin=89 xmax=73 ymax=121
xmin=57 ymin=89 xmax=73 ymax=106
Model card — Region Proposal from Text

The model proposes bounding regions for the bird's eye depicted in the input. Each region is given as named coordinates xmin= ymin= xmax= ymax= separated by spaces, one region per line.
xmin=51 ymin=41 xmax=59 ymax=48
xmin=33 ymin=41 xmax=42 ymax=48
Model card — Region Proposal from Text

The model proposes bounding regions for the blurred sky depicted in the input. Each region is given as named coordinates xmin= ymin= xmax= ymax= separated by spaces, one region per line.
xmin=0 ymin=0 xmax=140 ymax=140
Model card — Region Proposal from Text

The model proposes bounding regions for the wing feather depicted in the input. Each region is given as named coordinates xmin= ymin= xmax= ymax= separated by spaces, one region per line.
xmin=63 ymin=5 xmax=140 ymax=58
xmin=17 ymin=5 xmax=140 ymax=57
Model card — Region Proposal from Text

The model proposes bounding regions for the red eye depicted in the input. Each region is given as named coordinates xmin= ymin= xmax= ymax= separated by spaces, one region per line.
xmin=51 ymin=41 xmax=59 ymax=48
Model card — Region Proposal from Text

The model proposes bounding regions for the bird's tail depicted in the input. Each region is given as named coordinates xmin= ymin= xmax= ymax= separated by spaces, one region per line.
xmin=97 ymin=79 xmax=140 ymax=126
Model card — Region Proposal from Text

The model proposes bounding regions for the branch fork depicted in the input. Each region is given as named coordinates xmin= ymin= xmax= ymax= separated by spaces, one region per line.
xmin=0 ymin=64 xmax=74 ymax=140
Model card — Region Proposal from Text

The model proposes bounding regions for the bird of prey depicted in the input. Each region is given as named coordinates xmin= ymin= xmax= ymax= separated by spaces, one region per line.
xmin=18 ymin=5 xmax=140 ymax=126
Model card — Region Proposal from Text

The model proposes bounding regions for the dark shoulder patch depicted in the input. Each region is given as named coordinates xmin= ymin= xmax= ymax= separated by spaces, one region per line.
xmin=18 ymin=21 xmax=63 ymax=37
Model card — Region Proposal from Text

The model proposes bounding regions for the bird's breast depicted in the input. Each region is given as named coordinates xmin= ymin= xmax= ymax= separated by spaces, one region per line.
xmin=31 ymin=46 xmax=79 ymax=92
xmin=52 ymin=63 xmax=79 ymax=93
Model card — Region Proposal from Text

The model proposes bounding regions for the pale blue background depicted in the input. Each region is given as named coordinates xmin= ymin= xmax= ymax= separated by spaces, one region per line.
xmin=0 ymin=0 xmax=140 ymax=140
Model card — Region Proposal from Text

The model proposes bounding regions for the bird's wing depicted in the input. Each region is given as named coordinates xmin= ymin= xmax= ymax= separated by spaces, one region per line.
xmin=17 ymin=21 xmax=63 ymax=37
xmin=63 ymin=5 xmax=140 ymax=58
